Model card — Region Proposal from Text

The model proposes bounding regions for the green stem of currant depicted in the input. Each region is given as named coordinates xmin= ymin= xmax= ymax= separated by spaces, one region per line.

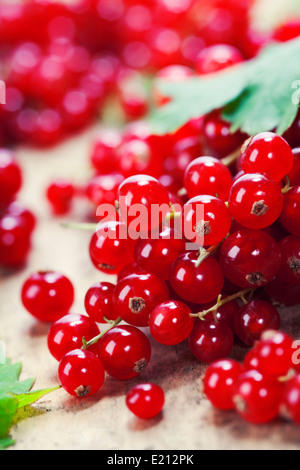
xmin=189 ymin=287 xmax=256 ymax=320
xmin=195 ymin=234 xmax=229 ymax=268
xmin=281 ymin=175 xmax=291 ymax=194
xmin=61 ymin=221 xmax=98 ymax=231
xmin=82 ymin=317 xmax=122 ymax=349
xmin=220 ymin=146 xmax=242 ymax=167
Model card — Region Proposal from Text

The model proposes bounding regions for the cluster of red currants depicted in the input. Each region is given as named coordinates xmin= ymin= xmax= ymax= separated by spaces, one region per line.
xmin=202 ymin=330 xmax=300 ymax=425
xmin=0 ymin=149 xmax=36 ymax=269
xmin=21 ymin=126 xmax=300 ymax=422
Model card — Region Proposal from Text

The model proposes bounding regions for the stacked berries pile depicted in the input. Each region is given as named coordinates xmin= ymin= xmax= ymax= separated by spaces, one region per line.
xmin=21 ymin=126 xmax=300 ymax=423
xmin=202 ymin=330 xmax=300 ymax=425
xmin=0 ymin=149 xmax=35 ymax=268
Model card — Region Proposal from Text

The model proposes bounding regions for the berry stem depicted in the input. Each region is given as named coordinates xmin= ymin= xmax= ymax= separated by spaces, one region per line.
xmin=82 ymin=317 xmax=122 ymax=349
xmin=281 ymin=175 xmax=291 ymax=194
xmin=195 ymin=234 xmax=229 ymax=267
xmin=190 ymin=287 xmax=255 ymax=319
xmin=61 ymin=221 xmax=98 ymax=230
xmin=220 ymin=146 xmax=242 ymax=167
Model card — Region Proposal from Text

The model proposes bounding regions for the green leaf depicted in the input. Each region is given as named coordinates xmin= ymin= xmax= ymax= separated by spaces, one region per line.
xmin=0 ymin=357 xmax=60 ymax=449
xmin=149 ymin=36 xmax=300 ymax=137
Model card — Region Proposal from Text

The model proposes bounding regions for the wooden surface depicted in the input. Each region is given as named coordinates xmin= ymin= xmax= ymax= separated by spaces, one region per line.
xmin=1 ymin=123 xmax=300 ymax=451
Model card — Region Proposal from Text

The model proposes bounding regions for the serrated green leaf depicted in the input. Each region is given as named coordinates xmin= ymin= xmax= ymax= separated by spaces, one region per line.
xmin=0 ymin=394 xmax=18 ymax=439
xmin=149 ymin=36 xmax=300 ymax=137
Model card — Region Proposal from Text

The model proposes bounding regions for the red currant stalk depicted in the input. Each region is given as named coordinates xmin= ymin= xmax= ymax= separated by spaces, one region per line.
xmin=81 ymin=316 xmax=122 ymax=350
xmin=189 ymin=287 xmax=256 ymax=321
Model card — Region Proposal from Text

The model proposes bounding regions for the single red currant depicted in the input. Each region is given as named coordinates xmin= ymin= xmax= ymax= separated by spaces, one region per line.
xmin=84 ymin=281 xmax=118 ymax=323
xmin=280 ymin=186 xmax=300 ymax=237
xmin=233 ymin=300 xmax=281 ymax=346
xmin=277 ymin=235 xmax=300 ymax=285
xmin=97 ymin=325 xmax=151 ymax=380
xmin=0 ymin=149 xmax=22 ymax=206
xmin=126 ymin=383 xmax=165 ymax=419
xmin=89 ymin=221 xmax=136 ymax=275
xmin=202 ymin=359 xmax=244 ymax=410
xmin=188 ymin=319 xmax=234 ymax=364
xmin=219 ymin=229 xmax=282 ymax=288
xmin=233 ymin=369 xmax=283 ymax=424
xmin=280 ymin=374 xmax=300 ymax=424
xmin=149 ymin=300 xmax=194 ymax=346
xmin=58 ymin=349 xmax=105 ymax=397
xmin=21 ymin=271 xmax=74 ymax=322
xmin=46 ymin=178 xmax=76 ymax=215
xmin=47 ymin=313 xmax=100 ymax=361
xmin=112 ymin=272 xmax=170 ymax=327
xmin=228 ymin=173 xmax=284 ymax=229
xmin=184 ymin=156 xmax=233 ymax=201
xmin=117 ymin=174 xmax=170 ymax=233
xmin=170 ymin=251 xmax=224 ymax=304
xmin=183 ymin=195 xmax=231 ymax=246
xmin=240 ymin=132 xmax=294 ymax=183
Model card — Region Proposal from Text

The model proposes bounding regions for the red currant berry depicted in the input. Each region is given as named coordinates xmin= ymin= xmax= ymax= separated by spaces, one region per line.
xmin=280 ymin=374 xmax=300 ymax=424
xmin=277 ymin=235 xmax=300 ymax=285
xmin=89 ymin=221 xmax=136 ymax=275
xmin=149 ymin=300 xmax=194 ymax=346
xmin=112 ymin=272 xmax=170 ymax=327
xmin=184 ymin=156 xmax=233 ymax=201
xmin=196 ymin=44 xmax=243 ymax=75
xmin=90 ymin=128 xmax=121 ymax=174
xmin=97 ymin=325 xmax=151 ymax=380
xmin=201 ymin=110 xmax=246 ymax=158
xmin=117 ymin=174 xmax=170 ymax=233
xmin=170 ymin=251 xmax=224 ymax=304
xmin=280 ymin=186 xmax=300 ymax=237
xmin=134 ymin=226 xmax=186 ymax=280
xmin=233 ymin=300 xmax=281 ymax=346
xmin=84 ymin=281 xmax=118 ymax=323
xmin=126 ymin=383 xmax=165 ymax=419
xmin=183 ymin=195 xmax=231 ymax=246
xmin=86 ymin=172 xmax=124 ymax=207
xmin=189 ymin=319 xmax=234 ymax=364
xmin=202 ymin=359 xmax=244 ymax=410
xmin=21 ymin=271 xmax=74 ymax=322
xmin=58 ymin=349 xmax=105 ymax=397
xmin=0 ymin=214 xmax=32 ymax=267
xmin=243 ymin=330 xmax=295 ymax=378
xmin=5 ymin=201 xmax=36 ymax=234
xmin=47 ymin=313 xmax=100 ymax=361
xmin=240 ymin=132 xmax=294 ymax=183
xmin=233 ymin=369 xmax=283 ymax=424
xmin=219 ymin=229 xmax=282 ymax=288
xmin=205 ymin=298 xmax=239 ymax=331
xmin=46 ymin=178 xmax=76 ymax=215
xmin=0 ymin=149 xmax=22 ymax=206
xmin=228 ymin=173 xmax=284 ymax=229
xmin=287 ymin=147 xmax=300 ymax=186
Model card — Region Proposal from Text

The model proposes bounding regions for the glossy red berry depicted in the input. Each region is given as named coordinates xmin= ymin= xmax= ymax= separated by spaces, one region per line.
xmin=84 ymin=281 xmax=118 ymax=323
xmin=97 ymin=325 xmax=151 ymax=380
xmin=58 ymin=349 xmax=105 ymax=397
xmin=117 ymin=174 xmax=170 ymax=233
xmin=228 ymin=173 xmax=284 ymax=229
xmin=86 ymin=172 xmax=124 ymax=208
xmin=233 ymin=300 xmax=281 ymax=346
xmin=277 ymin=235 xmax=300 ymax=285
xmin=280 ymin=374 xmax=300 ymax=424
xmin=170 ymin=251 xmax=224 ymax=304
xmin=196 ymin=44 xmax=243 ymax=75
xmin=233 ymin=369 xmax=283 ymax=424
xmin=189 ymin=319 xmax=234 ymax=364
xmin=280 ymin=186 xmax=300 ymax=237
xmin=240 ymin=132 xmax=294 ymax=183
xmin=90 ymin=128 xmax=121 ymax=174
xmin=243 ymin=330 xmax=295 ymax=378
xmin=0 ymin=149 xmax=22 ymax=206
xmin=183 ymin=195 xmax=231 ymax=246
xmin=133 ymin=226 xmax=186 ymax=280
xmin=46 ymin=179 xmax=76 ymax=215
xmin=0 ymin=213 xmax=32 ymax=267
xmin=126 ymin=383 xmax=165 ymax=419
xmin=89 ymin=221 xmax=136 ymax=275
xmin=202 ymin=359 xmax=244 ymax=410
xmin=112 ymin=272 xmax=170 ymax=327
xmin=149 ymin=300 xmax=194 ymax=346
xmin=183 ymin=156 xmax=233 ymax=201
xmin=21 ymin=271 xmax=74 ymax=322
xmin=47 ymin=313 xmax=100 ymax=361
xmin=219 ymin=229 xmax=282 ymax=288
